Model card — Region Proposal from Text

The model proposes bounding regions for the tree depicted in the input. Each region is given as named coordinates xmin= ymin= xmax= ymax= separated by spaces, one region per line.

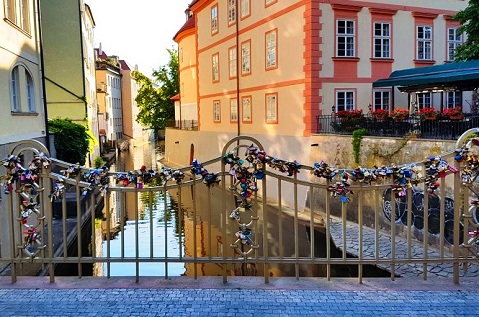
xmin=453 ymin=0 xmax=479 ymax=61
xmin=48 ymin=118 xmax=91 ymax=165
xmin=133 ymin=48 xmax=179 ymax=131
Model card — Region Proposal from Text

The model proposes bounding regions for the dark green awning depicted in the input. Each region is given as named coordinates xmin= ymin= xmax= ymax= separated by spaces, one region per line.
xmin=372 ymin=60 xmax=479 ymax=92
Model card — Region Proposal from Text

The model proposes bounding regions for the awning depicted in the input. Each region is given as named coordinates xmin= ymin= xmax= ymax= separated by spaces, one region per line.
xmin=372 ymin=60 xmax=479 ymax=93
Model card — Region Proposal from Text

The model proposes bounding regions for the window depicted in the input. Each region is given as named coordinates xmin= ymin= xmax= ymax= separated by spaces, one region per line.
xmin=11 ymin=66 xmax=20 ymax=112
xmin=213 ymin=100 xmax=221 ymax=122
xmin=373 ymin=22 xmax=390 ymax=58
xmin=448 ymin=28 xmax=462 ymax=61
xmin=228 ymin=0 xmax=236 ymax=25
xmin=265 ymin=93 xmax=278 ymax=123
xmin=241 ymin=41 xmax=251 ymax=75
xmin=266 ymin=30 xmax=277 ymax=69
xmin=230 ymin=98 xmax=238 ymax=122
xmin=336 ymin=20 xmax=355 ymax=57
xmin=242 ymin=96 xmax=252 ymax=122
xmin=335 ymin=90 xmax=354 ymax=111
xmin=417 ymin=26 xmax=432 ymax=60
xmin=26 ymin=71 xmax=35 ymax=112
xmin=265 ymin=0 xmax=277 ymax=7
xmin=5 ymin=0 xmax=31 ymax=34
xmin=212 ymin=53 xmax=219 ymax=82
xmin=228 ymin=47 xmax=237 ymax=79
xmin=240 ymin=0 xmax=250 ymax=19
xmin=373 ymin=90 xmax=390 ymax=111
xmin=417 ymin=92 xmax=432 ymax=109
xmin=446 ymin=91 xmax=461 ymax=108
xmin=211 ymin=5 xmax=218 ymax=34
xmin=10 ymin=64 xmax=35 ymax=113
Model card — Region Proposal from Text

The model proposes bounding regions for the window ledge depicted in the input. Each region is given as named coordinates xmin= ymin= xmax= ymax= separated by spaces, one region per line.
xmin=11 ymin=111 xmax=39 ymax=116
xmin=332 ymin=57 xmax=360 ymax=62
xmin=370 ymin=58 xmax=394 ymax=63
xmin=414 ymin=59 xmax=436 ymax=65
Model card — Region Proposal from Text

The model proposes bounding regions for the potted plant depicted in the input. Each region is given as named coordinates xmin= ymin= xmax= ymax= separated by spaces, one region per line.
xmin=442 ymin=106 xmax=464 ymax=120
xmin=336 ymin=109 xmax=364 ymax=121
xmin=418 ymin=107 xmax=440 ymax=120
xmin=371 ymin=109 xmax=389 ymax=120
xmin=391 ymin=108 xmax=409 ymax=121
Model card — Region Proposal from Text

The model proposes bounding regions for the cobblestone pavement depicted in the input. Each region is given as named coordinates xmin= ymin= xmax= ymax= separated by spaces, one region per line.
xmin=0 ymin=276 xmax=478 ymax=316
xmin=329 ymin=220 xmax=479 ymax=278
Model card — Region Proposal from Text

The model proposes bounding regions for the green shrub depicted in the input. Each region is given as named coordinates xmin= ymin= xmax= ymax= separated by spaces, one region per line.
xmin=48 ymin=118 xmax=92 ymax=165
xmin=93 ymin=156 xmax=104 ymax=168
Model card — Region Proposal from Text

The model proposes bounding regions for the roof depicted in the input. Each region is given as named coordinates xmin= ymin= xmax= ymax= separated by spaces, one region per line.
xmin=173 ymin=15 xmax=195 ymax=41
xmin=372 ymin=60 xmax=479 ymax=92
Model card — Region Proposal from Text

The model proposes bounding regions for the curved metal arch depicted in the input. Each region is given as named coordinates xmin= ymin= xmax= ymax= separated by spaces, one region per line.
xmin=8 ymin=139 xmax=50 ymax=157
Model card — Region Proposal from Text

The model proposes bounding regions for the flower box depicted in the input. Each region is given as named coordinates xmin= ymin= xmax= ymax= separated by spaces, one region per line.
xmin=442 ymin=106 xmax=463 ymax=120
xmin=371 ymin=109 xmax=389 ymax=120
xmin=419 ymin=107 xmax=440 ymax=120
xmin=391 ymin=109 xmax=409 ymax=121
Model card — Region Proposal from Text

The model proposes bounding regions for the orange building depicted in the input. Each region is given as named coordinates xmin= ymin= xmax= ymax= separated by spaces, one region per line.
xmin=172 ymin=0 xmax=467 ymax=140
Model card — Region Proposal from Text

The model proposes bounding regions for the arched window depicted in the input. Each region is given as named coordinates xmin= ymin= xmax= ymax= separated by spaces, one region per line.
xmin=11 ymin=66 xmax=20 ymax=112
xmin=10 ymin=64 xmax=36 ymax=112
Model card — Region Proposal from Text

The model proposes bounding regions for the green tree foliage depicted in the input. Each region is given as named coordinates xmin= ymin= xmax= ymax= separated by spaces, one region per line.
xmin=48 ymin=118 xmax=91 ymax=165
xmin=133 ymin=48 xmax=179 ymax=130
xmin=453 ymin=0 xmax=479 ymax=61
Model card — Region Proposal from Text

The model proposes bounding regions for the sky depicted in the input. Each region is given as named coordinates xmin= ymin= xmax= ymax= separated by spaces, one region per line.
xmin=87 ymin=0 xmax=192 ymax=76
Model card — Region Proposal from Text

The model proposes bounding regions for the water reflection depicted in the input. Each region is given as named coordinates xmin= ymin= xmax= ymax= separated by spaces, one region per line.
xmin=99 ymin=141 xmax=185 ymax=276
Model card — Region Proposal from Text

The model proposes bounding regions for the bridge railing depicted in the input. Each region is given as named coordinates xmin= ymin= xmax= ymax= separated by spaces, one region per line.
xmin=1 ymin=135 xmax=479 ymax=284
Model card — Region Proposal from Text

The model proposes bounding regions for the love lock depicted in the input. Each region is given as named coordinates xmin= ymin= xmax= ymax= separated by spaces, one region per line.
xmin=22 ymin=226 xmax=42 ymax=258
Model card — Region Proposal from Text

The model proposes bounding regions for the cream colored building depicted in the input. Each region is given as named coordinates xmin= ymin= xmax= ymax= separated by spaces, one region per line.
xmin=119 ymin=60 xmax=146 ymax=145
xmin=0 ymin=0 xmax=47 ymax=271
xmin=40 ymin=0 xmax=100 ymax=165
xmin=95 ymin=49 xmax=123 ymax=147
xmin=0 ymin=0 xmax=47 ymax=150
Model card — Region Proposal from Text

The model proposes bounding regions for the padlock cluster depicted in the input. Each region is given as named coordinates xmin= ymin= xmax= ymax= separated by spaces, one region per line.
xmin=81 ymin=167 xmax=110 ymax=195
xmin=114 ymin=166 xmax=158 ymax=188
xmin=190 ymin=159 xmax=219 ymax=187
xmin=0 ymin=153 xmax=49 ymax=257
xmin=455 ymin=137 xmax=479 ymax=186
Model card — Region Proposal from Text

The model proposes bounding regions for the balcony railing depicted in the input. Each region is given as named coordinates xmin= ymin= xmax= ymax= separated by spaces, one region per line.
xmin=316 ymin=114 xmax=479 ymax=139
xmin=167 ymin=120 xmax=198 ymax=130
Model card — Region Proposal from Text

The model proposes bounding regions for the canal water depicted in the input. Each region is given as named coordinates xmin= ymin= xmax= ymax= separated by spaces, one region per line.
xmin=97 ymin=140 xmax=389 ymax=278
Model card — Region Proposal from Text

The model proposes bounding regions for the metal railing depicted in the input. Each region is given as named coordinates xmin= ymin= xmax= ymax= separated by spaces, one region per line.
xmin=1 ymin=134 xmax=479 ymax=284
xmin=316 ymin=114 xmax=479 ymax=139
xmin=167 ymin=120 xmax=198 ymax=130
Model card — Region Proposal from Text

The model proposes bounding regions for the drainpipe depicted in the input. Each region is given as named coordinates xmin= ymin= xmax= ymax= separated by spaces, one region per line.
xmin=36 ymin=0 xmax=50 ymax=152
xmin=235 ymin=0 xmax=240 ymax=139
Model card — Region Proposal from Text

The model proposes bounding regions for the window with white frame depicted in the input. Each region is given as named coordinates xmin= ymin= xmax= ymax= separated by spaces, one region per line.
xmin=10 ymin=64 xmax=36 ymax=113
xmin=242 ymin=96 xmax=252 ymax=122
xmin=266 ymin=93 xmax=277 ymax=123
xmin=448 ymin=28 xmax=462 ymax=61
xmin=4 ymin=0 xmax=31 ymax=34
xmin=373 ymin=22 xmax=390 ymax=58
xmin=417 ymin=26 xmax=432 ymax=60
xmin=213 ymin=100 xmax=221 ymax=122
xmin=229 ymin=47 xmax=237 ymax=78
xmin=241 ymin=41 xmax=251 ymax=75
xmin=373 ymin=90 xmax=390 ymax=111
xmin=228 ymin=0 xmax=236 ymax=25
xmin=446 ymin=91 xmax=461 ymax=108
xmin=26 ymin=71 xmax=35 ymax=112
xmin=211 ymin=5 xmax=218 ymax=34
xmin=417 ymin=92 xmax=432 ymax=109
xmin=11 ymin=66 xmax=20 ymax=112
xmin=230 ymin=98 xmax=238 ymax=122
xmin=335 ymin=90 xmax=354 ymax=111
xmin=336 ymin=20 xmax=355 ymax=57
xmin=212 ymin=53 xmax=219 ymax=82
xmin=240 ymin=0 xmax=250 ymax=18
xmin=266 ymin=30 xmax=277 ymax=69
